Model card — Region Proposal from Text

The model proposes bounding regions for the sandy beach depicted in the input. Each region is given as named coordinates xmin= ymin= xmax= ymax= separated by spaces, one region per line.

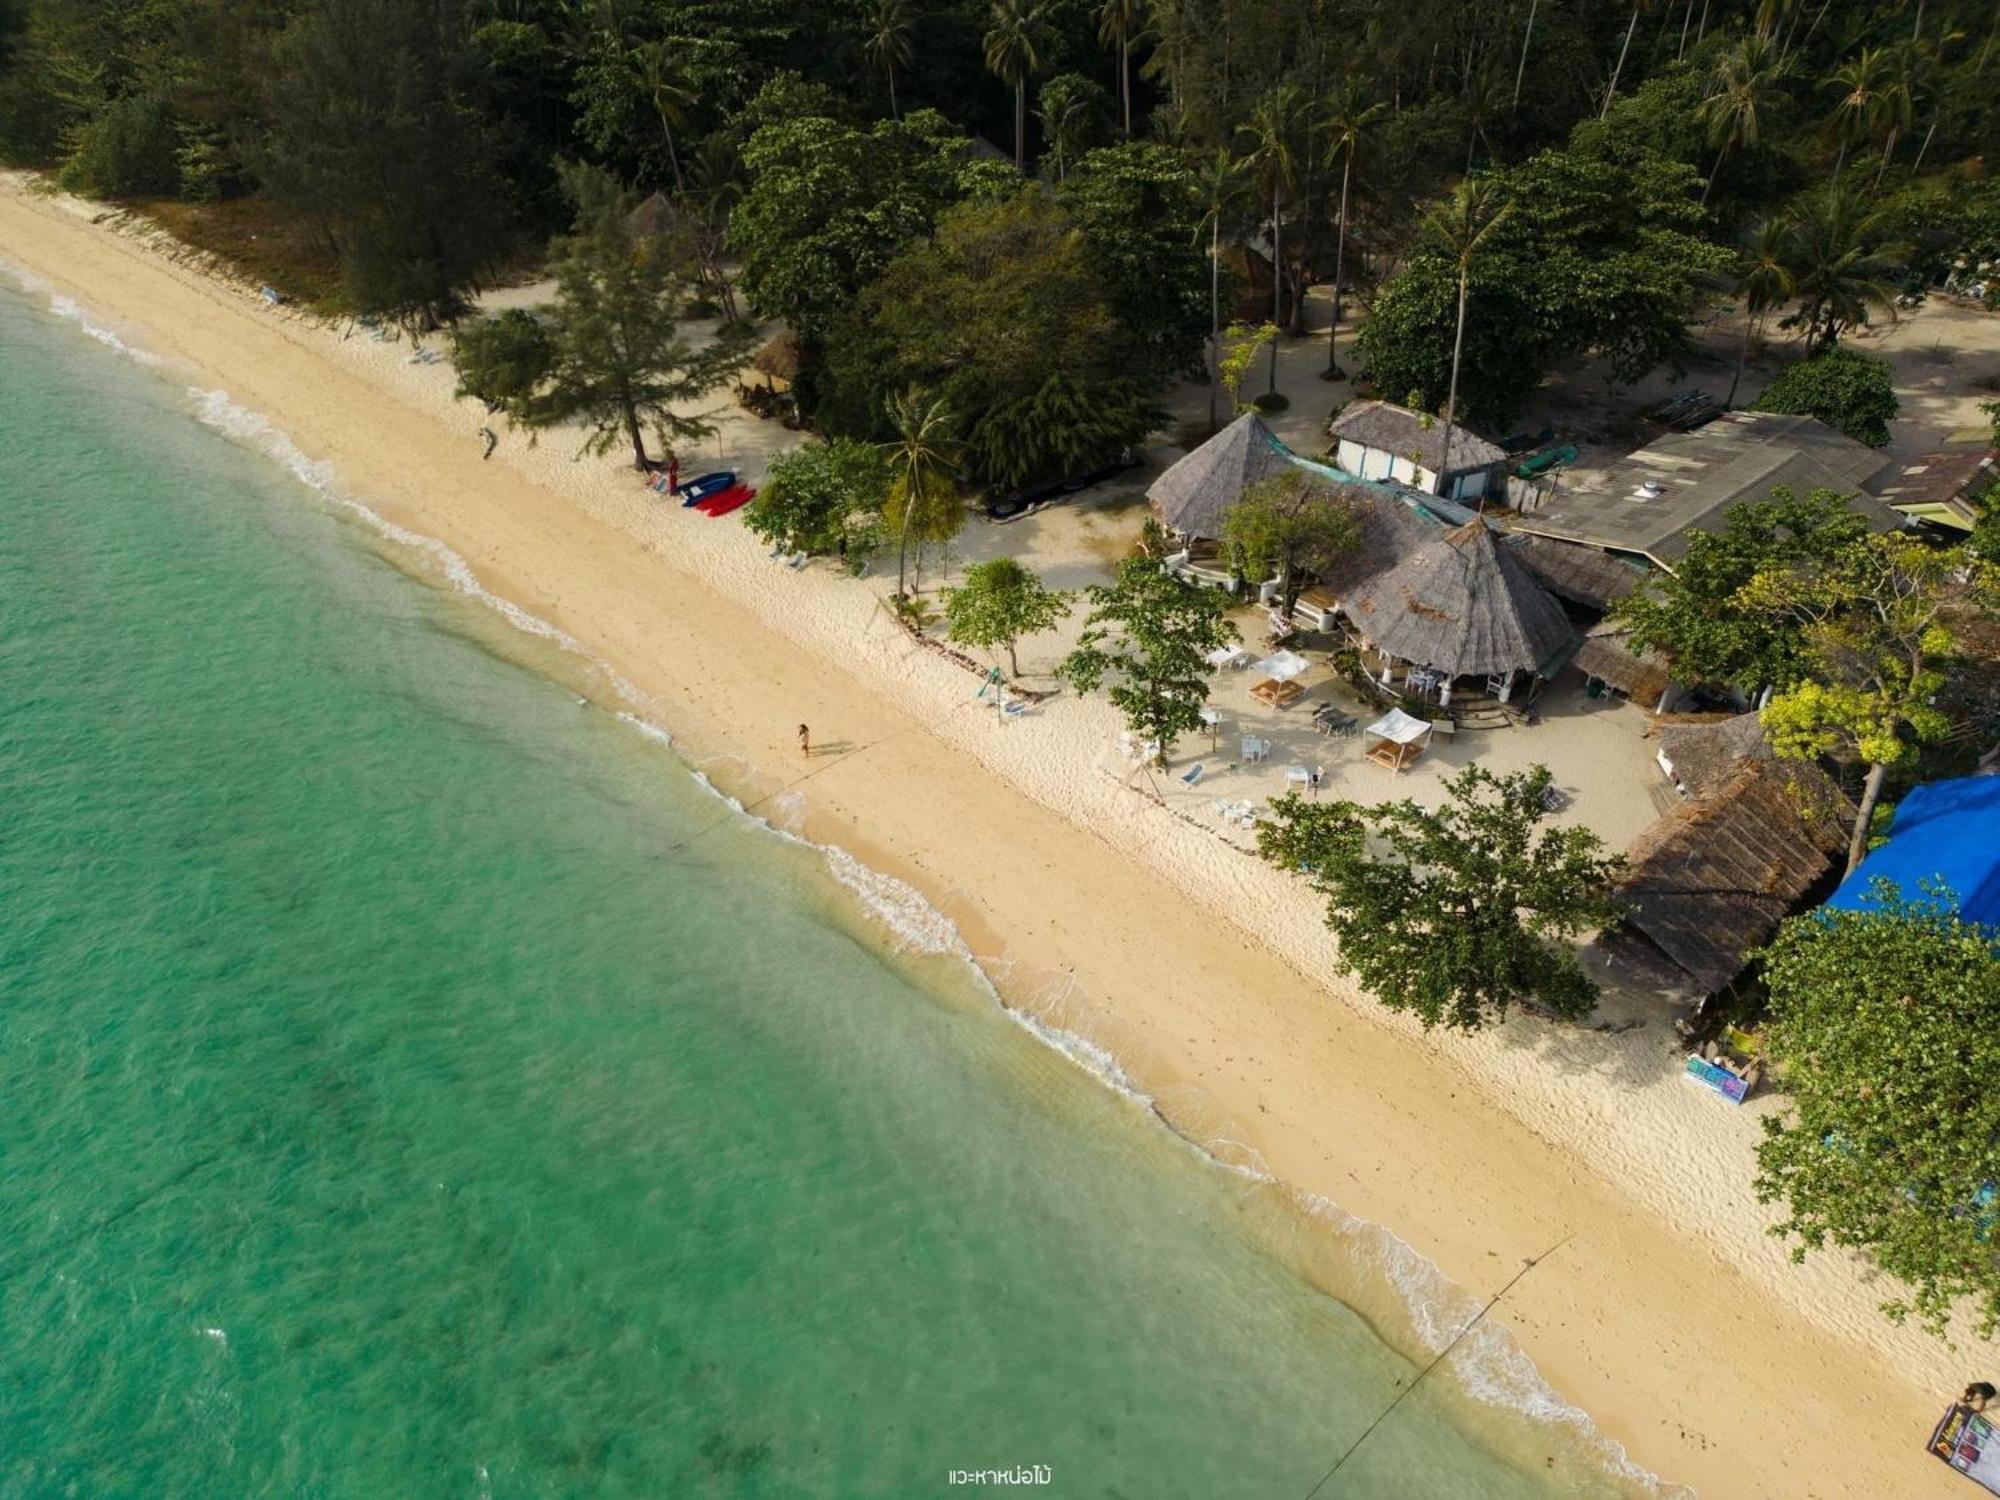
xmin=4 ymin=173 xmax=1991 ymax=1497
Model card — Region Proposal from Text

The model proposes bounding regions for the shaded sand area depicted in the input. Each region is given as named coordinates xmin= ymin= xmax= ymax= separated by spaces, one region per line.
xmin=4 ymin=175 xmax=1992 ymax=1497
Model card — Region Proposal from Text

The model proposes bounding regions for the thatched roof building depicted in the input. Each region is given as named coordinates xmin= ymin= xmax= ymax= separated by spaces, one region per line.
xmin=1604 ymin=729 xmax=1851 ymax=996
xmin=1655 ymin=713 xmax=1772 ymax=797
xmin=1342 ymin=520 xmax=1576 ymax=679
xmin=752 ymin=330 xmax=800 ymax=386
xmin=626 ymin=190 xmax=682 ymax=241
xmin=1574 ymin=620 xmax=1673 ymax=707
xmin=1505 ymin=533 xmax=1647 ymax=610
xmin=1148 ymin=411 xmax=1296 ymax=540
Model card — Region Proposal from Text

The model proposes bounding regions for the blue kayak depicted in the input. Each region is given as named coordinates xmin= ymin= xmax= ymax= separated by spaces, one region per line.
xmin=680 ymin=470 xmax=735 ymax=506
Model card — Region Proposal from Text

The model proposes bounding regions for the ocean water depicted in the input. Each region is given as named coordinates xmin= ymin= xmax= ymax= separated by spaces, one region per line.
xmin=0 ymin=281 xmax=1652 ymax=1499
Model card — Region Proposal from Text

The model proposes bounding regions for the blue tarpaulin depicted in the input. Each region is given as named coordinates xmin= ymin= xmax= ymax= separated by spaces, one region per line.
xmin=1825 ymin=775 xmax=2000 ymax=926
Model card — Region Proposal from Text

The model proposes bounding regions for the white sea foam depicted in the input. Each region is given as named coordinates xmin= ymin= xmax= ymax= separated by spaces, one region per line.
xmin=27 ymin=272 xmax=1673 ymax=1498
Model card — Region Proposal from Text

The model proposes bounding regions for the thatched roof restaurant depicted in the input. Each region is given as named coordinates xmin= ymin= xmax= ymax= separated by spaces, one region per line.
xmin=1505 ymin=533 xmax=1647 ymax=611
xmin=1343 ymin=520 xmax=1576 ymax=680
xmin=1148 ymin=411 xmax=1297 ymax=541
xmin=1574 ymin=621 xmax=1673 ymax=708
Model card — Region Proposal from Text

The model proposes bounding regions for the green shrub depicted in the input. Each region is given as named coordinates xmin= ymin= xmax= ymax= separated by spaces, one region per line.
xmin=59 ymin=97 xmax=181 ymax=199
xmin=1752 ymin=348 xmax=1900 ymax=448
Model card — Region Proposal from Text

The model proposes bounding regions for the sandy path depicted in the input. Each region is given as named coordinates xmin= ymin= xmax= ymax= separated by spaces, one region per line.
xmin=2 ymin=178 xmax=1988 ymax=1498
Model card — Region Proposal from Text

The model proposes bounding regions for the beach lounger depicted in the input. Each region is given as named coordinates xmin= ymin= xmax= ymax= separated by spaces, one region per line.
xmin=1180 ymin=764 xmax=1205 ymax=786
xmin=787 ymin=551 xmax=808 ymax=569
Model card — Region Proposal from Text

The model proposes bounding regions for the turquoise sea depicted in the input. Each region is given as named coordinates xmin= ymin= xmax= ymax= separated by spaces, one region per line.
xmin=0 ymin=280 xmax=1653 ymax=1498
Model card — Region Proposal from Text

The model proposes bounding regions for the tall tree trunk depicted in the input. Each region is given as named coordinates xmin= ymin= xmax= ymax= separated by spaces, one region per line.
xmin=1007 ymin=638 xmax=1020 ymax=676
xmin=1209 ymin=214 xmax=1221 ymax=432
xmin=1703 ymin=147 xmax=1724 ymax=203
xmin=897 ymin=517 xmax=910 ymax=596
xmin=1267 ymin=191 xmax=1282 ymax=396
xmin=1602 ymin=5 xmax=1640 ymax=118
xmin=1913 ymin=0 xmax=1927 ymax=41
xmin=1513 ymin=0 xmax=1539 ymax=110
xmin=1326 ymin=154 xmax=1351 ymax=376
xmin=1677 ymin=0 xmax=1694 ymax=59
xmin=660 ymin=117 xmax=685 ymax=195
xmin=625 ymin=403 xmax=649 ymax=471
xmin=1438 ymin=265 xmax=1469 ymax=495
xmin=1728 ymin=310 xmax=1756 ymax=406
xmin=1846 ymin=760 xmax=1889 ymax=874
xmin=1015 ymin=81 xmax=1025 ymax=170
xmin=1696 ymin=0 xmax=1711 ymax=47
xmin=1875 ymin=126 xmax=1899 ymax=189
xmin=1912 ymin=117 xmax=1939 ymax=172
xmin=1121 ymin=38 xmax=1132 ymax=135
xmin=1831 ymin=139 xmax=1847 ymax=181
xmin=888 ymin=67 xmax=899 ymax=121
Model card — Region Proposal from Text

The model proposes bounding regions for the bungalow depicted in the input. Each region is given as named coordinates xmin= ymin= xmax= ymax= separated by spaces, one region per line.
xmin=1508 ymin=411 xmax=1901 ymax=571
xmin=1872 ymin=444 xmax=1997 ymax=535
xmin=1600 ymin=714 xmax=1851 ymax=997
xmin=1329 ymin=400 xmax=1508 ymax=504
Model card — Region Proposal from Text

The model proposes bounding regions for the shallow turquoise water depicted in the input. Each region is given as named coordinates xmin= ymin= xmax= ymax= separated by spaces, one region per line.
xmin=0 ymin=283 xmax=1635 ymax=1498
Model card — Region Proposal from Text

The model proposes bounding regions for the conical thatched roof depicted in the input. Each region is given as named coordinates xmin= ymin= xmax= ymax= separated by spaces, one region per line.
xmin=1343 ymin=519 xmax=1575 ymax=678
xmin=1148 ymin=411 xmax=1295 ymax=540
xmin=626 ymin=191 xmax=681 ymax=241
xmin=753 ymin=330 xmax=801 ymax=382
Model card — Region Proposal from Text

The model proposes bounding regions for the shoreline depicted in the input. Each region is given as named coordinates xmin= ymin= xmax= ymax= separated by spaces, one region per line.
xmin=2 ymin=174 xmax=1983 ymax=1497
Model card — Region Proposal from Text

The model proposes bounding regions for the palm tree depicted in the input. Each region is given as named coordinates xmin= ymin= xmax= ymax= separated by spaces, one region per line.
xmin=1037 ymin=86 xmax=1090 ymax=182
xmin=1098 ymin=0 xmax=1144 ymax=137
xmin=1825 ymin=46 xmax=1900 ymax=181
xmin=1697 ymin=34 xmax=1791 ymax=204
xmin=865 ymin=0 xmax=915 ymax=121
xmin=1234 ymin=81 xmax=1304 ymax=402
xmin=1320 ymin=79 xmax=1386 ymax=379
xmin=1512 ymin=0 xmax=1540 ymax=111
xmin=984 ymin=0 xmax=1048 ymax=171
xmin=629 ymin=41 xmax=692 ymax=194
xmin=881 ymin=389 xmax=963 ymax=597
xmin=1727 ymin=218 xmax=1797 ymax=407
xmin=1782 ymin=188 xmax=1903 ymax=352
xmin=1422 ymin=178 xmax=1512 ymax=494
xmin=1193 ymin=146 xmax=1246 ymax=432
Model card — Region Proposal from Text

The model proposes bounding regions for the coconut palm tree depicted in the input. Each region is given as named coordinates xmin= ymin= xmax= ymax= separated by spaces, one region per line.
xmin=1320 ymin=78 xmax=1386 ymax=379
xmin=1036 ymin=84 xmax=1091 ymax=182
xmin=1727 ymin=218 xmax=1797 ymax=407
xmin=865 ymin=0 xmax=915 ymax=121
xmin=1234 ymin=81 xmax=1305 ymax=403
xmin=1825 ymin=46 xmax=1902 ymax=181
xmin=1423 ymin=177 xmax=1513 ymax=491
xmin=1193 ymin=146 xmax=1247 ymax=432
xmin=1512 ymin=0 xmax=1540 ymax=110
xmin=629 ymin=41 xmax=692 ymax=194
xmin=1098 ymin=0 xmax=1144 ymax=137
xmin=1782 ymin=188 xmax=1903 ymax=353
xmin=1698 ymin=34 xmax=1792 ymax=204
xmin=984 ymin=0 xmax=1049 ymax=171
xmin=882 ymin=388 xmax=963 ymax=597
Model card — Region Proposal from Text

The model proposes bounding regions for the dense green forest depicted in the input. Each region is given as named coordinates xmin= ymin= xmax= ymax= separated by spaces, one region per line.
xmin=5 ymin=0 xmax=2000 ymax=478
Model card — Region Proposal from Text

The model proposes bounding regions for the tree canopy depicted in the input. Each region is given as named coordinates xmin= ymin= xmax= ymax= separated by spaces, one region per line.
xmin=942 ymin=557 xmax=1072 ymax=676
xmin=1256 ymin=765 xmax=1626 ymax=1031
xmin=1751 ymin=347 xmax=1901 ymax=448
xmin=1756 ymin=887 xmax=2000 ymax=1338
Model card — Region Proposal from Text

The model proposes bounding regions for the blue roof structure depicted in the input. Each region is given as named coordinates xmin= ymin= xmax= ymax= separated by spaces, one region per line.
xmin=1825 ymin=775 xmax=2000 ymax=926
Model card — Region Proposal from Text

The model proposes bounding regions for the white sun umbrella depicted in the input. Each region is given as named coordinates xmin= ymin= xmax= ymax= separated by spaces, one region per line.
xmin=1255 ymin=649 xmax=1311 ymax=683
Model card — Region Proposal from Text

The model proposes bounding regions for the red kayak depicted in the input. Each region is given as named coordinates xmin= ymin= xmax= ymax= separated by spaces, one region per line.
xmin=694 ymin=483 xmax=755 ymax=517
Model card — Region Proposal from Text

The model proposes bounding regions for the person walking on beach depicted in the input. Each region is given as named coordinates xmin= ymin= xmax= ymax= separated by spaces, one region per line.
xmin=666 ymin=451 xmax=681 ymax=496
xmin=798 ymin=723 xmax=811 ymax=758
xmin=479 ymin=426 xmax=497 ymax=460
xmin=1309 ymin=767 xmax=1322 ymax=800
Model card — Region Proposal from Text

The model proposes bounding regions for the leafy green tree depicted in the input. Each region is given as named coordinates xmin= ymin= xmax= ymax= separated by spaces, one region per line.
xmin=1748 ymin=534 xmax=1995 ymax=873
xmin=1751 ymin=347 xmax=1900 ymax=447
xmin=1357 ymin=146 xmax=1727 ymax=428
xmin=1036 ymin=71 xmax=1108 ymax=183
xmin=1056 ymin=142 xmax=1210 ymax=383
xmin=258 ymin=0 xmax=512 ymax=326
xmin=491 ymin=165 xmax=750 ymax=470
xmin=1613 ymin=487 xmax=1874 ymax=693
xmin=1059 ymin=557 xmax=1237 ymax=768
xmin=882 ymin=387 xmax=964 ymax=595
xmin=1755 ymin=887 xmax=2000 ymax=1338
xmin=744 ymin=438 xmax=890 ymax=564
xmin=943 ymin=557 xmax=1072 ymax=675
xmin=58 ymin=92 xmax=176 ymax=197
xmin=1256 ymin=766 xmax=1626 ymax=1032
xmin=731 ymin=108 xmax=990 ymax=346
xmin=1221 ymin=471 xmax=1358 ymax=615
xmin=968 ymin=372 xmax=1157 ymax=491
xmin=983 ymin=0 xmax=1047 ymax=171
xmin=452 ymin=309 xmax=555 ymax=412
